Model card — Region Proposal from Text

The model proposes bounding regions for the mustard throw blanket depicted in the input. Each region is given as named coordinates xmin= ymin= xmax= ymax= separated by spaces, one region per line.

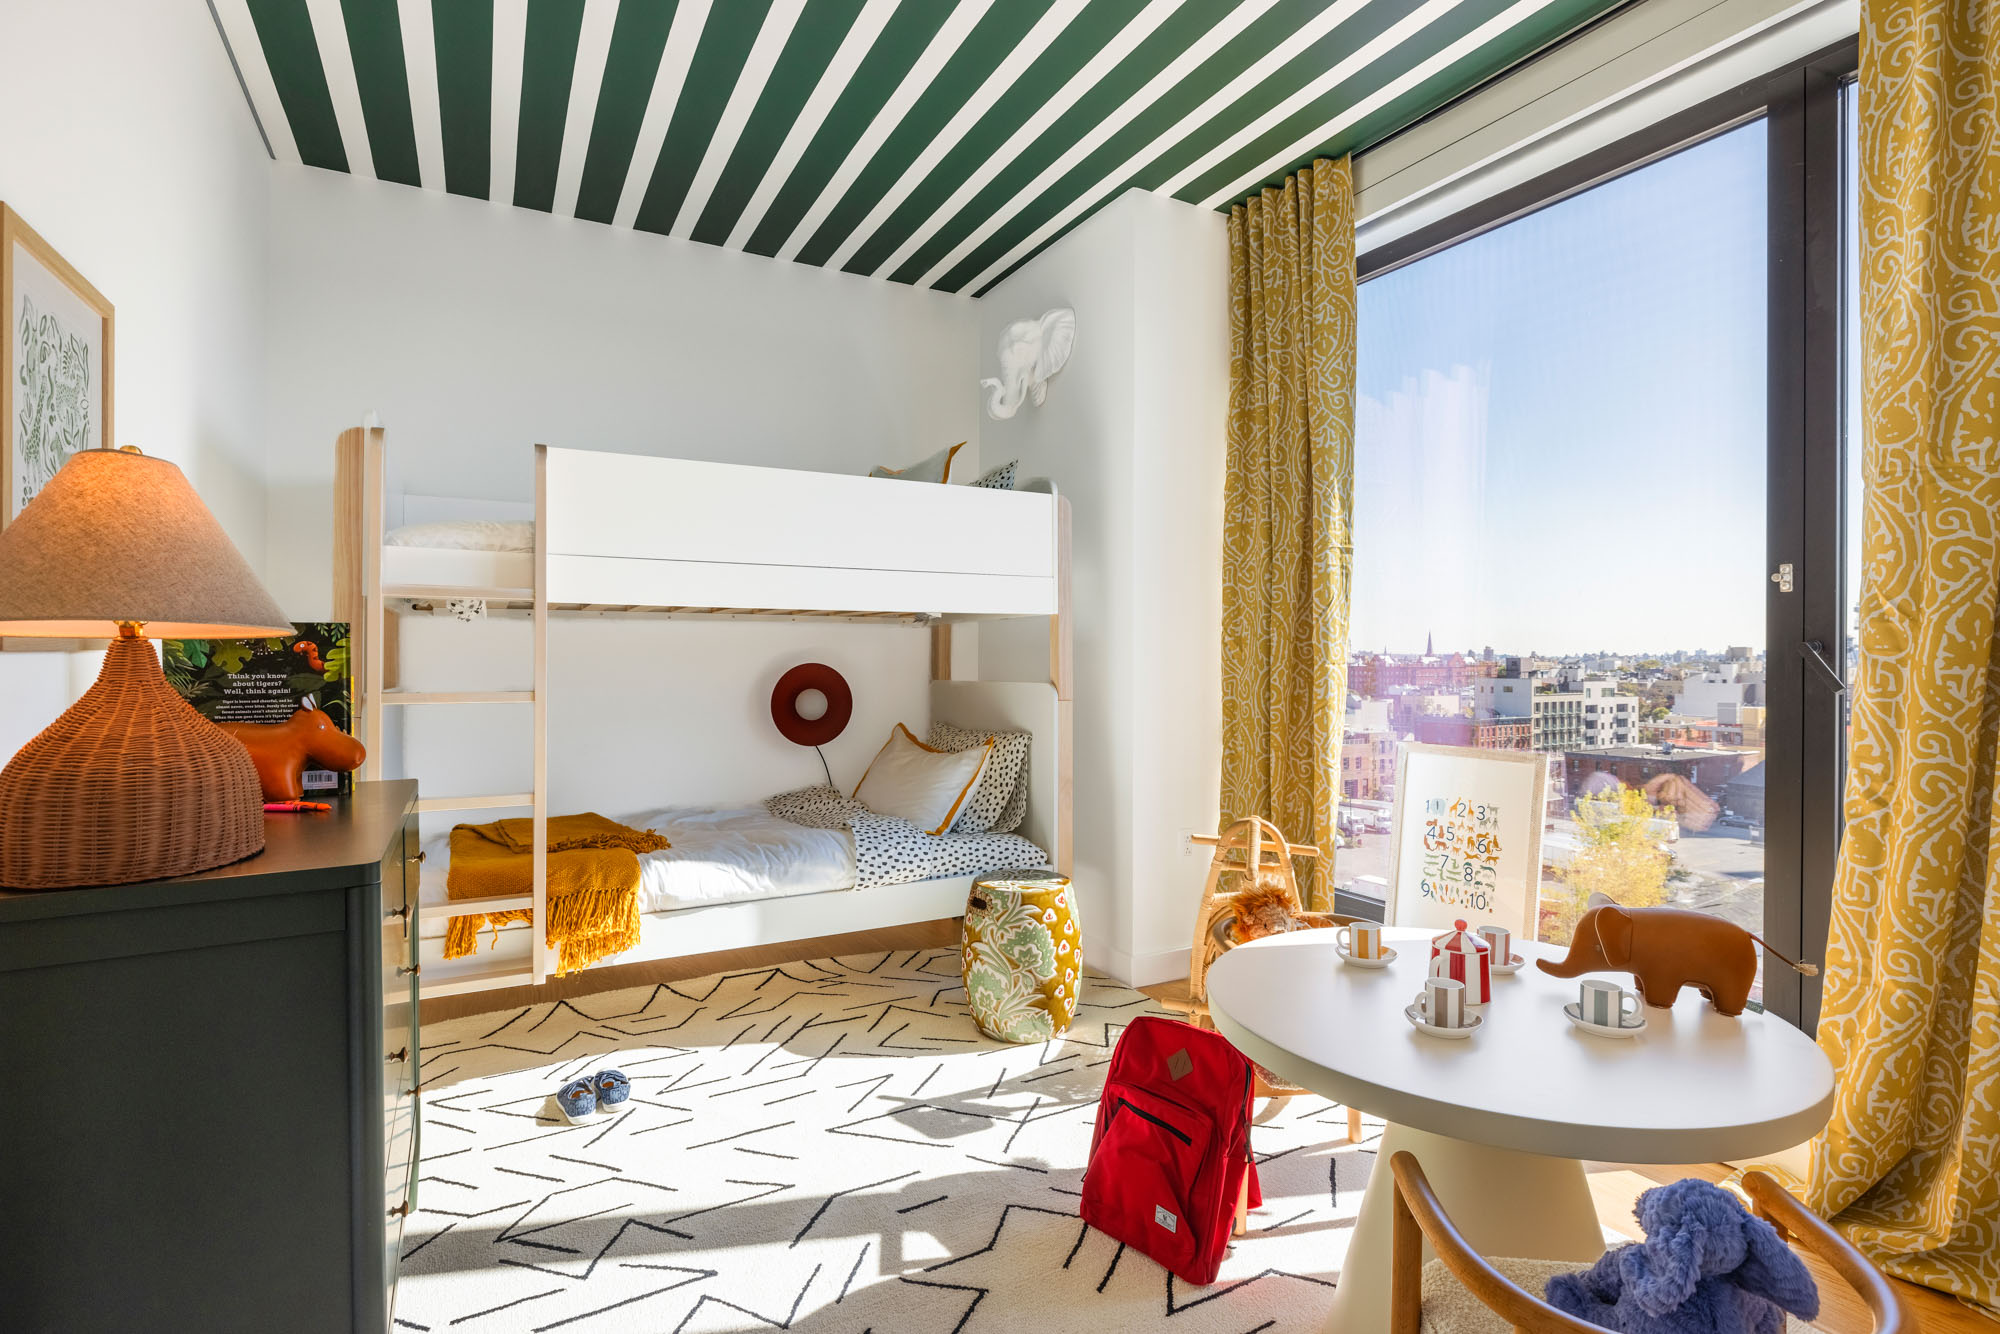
xmin=442 ymin=813 xmax=669 ymax=975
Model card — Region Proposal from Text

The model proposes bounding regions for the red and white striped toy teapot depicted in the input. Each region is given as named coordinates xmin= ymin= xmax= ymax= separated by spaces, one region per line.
xmin=1428 ymin=919 xmax=1493 ymax=1005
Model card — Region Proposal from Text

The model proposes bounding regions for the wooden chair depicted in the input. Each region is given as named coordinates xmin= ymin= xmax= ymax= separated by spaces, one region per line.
xmin=1184 ymin=817 xmax=1364 ymax=1144
xmin=1388 ymin=1151 xmax=1918 ymax=1334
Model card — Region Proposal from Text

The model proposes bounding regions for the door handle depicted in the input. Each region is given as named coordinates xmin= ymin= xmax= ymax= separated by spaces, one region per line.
xmin=1799 ymin=640 xmax=1845 ymax=693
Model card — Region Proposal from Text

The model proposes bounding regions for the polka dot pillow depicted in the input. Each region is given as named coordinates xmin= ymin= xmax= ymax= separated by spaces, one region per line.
xmin=928 ymin=722 xmax=1030 ymax=834
xmin=763 ymin=785 xmax=861 ymax=830
xmin=968 ymin=459 xmax=1017 ymax=490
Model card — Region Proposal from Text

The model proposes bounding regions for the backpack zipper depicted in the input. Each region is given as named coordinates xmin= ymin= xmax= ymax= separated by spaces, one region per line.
xmin=1114 ymin=1097 xmax=1193 ymax=1146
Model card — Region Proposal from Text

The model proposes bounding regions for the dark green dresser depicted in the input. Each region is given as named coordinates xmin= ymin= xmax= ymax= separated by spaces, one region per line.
xmin=0 ymin=780 xmax=421 ymax=1333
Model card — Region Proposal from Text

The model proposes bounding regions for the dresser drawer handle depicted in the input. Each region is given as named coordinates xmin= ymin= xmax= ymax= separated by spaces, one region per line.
xmin=413 ymin=850 xmax=427 ymax=864
xmin=385 ymin=904 xmax=409 ymax=921
xmin=398 ymin=963 xmax=421 ymax=977
xmin=389 ymin=1201 xmax=412 ymax=1219
xmin=387 ymin=1046 xmax=408 ymax=1063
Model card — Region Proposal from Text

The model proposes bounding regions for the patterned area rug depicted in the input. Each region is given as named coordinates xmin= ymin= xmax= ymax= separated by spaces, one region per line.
xmin=400 ymin=949 xmax=1370 ymax=1332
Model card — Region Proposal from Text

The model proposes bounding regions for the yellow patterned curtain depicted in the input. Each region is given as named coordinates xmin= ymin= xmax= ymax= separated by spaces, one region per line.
xmin=1221 ymin=157 xmax=1355 ymax=909
xmin=1806 ymin=1 xmax=2000 ymax=1314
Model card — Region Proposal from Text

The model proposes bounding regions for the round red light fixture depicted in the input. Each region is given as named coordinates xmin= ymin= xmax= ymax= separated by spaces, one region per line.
xmin=770 ymin=663 xmax=852 ymax=747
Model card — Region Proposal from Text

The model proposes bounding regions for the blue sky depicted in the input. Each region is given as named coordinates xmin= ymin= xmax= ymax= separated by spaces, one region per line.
xmin=1352 ymin=121 xmax=1769 ymax=658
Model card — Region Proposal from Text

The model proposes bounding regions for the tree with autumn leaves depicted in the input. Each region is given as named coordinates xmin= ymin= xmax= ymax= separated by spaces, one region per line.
xmin=1543 ymin=786 xmax=1672 ymax=943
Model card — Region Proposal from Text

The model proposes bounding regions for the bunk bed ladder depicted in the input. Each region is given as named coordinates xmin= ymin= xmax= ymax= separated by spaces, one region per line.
xmin=339 ymin=425 xmax=549 ymax=998
xmin=530 ymin=445 xmax=550 ymax=987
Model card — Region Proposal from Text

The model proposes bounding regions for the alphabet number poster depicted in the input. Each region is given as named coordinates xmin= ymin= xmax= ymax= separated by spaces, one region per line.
xmin=1385 ymin=743 xmax=1547 ymax=938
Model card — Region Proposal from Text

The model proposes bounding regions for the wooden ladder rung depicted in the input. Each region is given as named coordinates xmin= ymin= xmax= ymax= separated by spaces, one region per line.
xmin=415 ymin=792 xmax=536 ymax=813
xmin=382 ymin=690 xmax=535 ymax=705
xmin=417 ymin=961 xmax=535 ymax=998
xmin=421 ymin=895 xmax=533 ymax=917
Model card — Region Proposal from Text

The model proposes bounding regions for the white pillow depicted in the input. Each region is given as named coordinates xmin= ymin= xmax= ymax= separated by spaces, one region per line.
xmin=869 ymin=441 xmax=964 ymax=484
xmin=852 ymin=724 xmax=992 ymax=835
xmin=384 ymin=519 xmax=534 ymax=552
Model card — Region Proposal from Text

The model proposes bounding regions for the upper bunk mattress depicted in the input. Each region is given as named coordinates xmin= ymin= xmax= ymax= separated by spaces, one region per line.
xmin=418 ymin=804 xmax=854 ymax=938
xmin=385 ymin=519 xmax=533 ymax=592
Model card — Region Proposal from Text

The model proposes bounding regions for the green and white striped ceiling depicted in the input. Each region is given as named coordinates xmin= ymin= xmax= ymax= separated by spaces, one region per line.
xmin=212 ymin=0 xmax=1626 ymax=295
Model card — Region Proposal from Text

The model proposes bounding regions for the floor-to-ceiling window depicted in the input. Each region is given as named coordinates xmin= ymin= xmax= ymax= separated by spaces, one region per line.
xmin=1341 ymin=42 xmax=1857 ymax=1029
xmin=1841 ymin=77 xmax=1862 ymax=759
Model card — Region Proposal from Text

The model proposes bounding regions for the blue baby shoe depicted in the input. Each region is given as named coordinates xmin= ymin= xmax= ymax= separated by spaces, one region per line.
xmin=591 ymin=1069 xmax=631 ymax=1114
xmin=556 ymin=1077 xmax=597 ymax=1125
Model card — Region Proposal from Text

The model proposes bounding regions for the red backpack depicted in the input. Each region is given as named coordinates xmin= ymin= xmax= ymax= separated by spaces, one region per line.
xmin=1079 ymin=1015 xmax=1260 ymax=1285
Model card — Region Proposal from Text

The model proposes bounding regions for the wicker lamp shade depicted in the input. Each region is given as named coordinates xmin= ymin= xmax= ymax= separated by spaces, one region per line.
xmin=0 ymin=449 xmax=293 ymax=890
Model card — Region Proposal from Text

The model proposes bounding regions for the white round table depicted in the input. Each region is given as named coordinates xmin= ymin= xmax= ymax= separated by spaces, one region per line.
xmin=1204 ymin=928 xmax=1834 ymax=1332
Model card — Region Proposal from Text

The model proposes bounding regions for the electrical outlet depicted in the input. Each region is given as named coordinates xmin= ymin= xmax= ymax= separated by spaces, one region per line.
xmin=1179 ymin=828 xmax=1204 ymax=857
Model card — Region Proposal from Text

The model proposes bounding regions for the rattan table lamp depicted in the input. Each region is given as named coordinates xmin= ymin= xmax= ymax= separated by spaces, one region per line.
xmin=0 ymin=448 xmax=294 ymax=889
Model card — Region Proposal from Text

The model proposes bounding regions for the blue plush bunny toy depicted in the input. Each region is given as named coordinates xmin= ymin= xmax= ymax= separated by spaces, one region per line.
xmin=1544 ymin=1178 xmax=1819 ymax=1333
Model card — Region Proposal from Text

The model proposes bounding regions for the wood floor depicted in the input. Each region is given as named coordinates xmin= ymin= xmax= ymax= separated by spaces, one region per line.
xmin=418 ymin=926 xmax=1991 ymax=1331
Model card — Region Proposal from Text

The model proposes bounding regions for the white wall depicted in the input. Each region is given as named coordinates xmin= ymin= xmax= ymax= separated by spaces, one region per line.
xmin=0 ymin=15 xmax=1227 ymax=933
xmin=980 ymin=189 xmax=1229 ymax=984
xmin=0 ymin=1 xmax=270 ymax=758
xmin=261 ymin=166 xmax=983 ymax=819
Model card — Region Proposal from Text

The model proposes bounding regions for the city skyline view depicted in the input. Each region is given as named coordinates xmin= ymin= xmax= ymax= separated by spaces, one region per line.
xmin=1346 ymin=640 xmax=1765 ymax=663
xmin=1351 ymin=121 xmax=1769 ymax=657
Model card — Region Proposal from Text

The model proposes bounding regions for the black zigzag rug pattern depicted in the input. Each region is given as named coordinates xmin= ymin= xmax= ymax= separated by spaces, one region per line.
xmin=398 ymin=949 xmax=1373 ymax=1332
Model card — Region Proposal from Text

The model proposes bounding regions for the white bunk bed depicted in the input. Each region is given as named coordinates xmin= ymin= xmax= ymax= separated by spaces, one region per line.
xmin=332 ymin=426 xmax=1073 ymax=1000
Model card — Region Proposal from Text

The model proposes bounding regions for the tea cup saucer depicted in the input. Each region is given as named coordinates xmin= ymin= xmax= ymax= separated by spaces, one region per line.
xmin=1335 ymin=944 xmax=1397 ymax=970
xmin=1488 ymin=952 xmax=1528 ymax=976
xmin=1404 ymin=1003 xmax=1481 ymax=1039
xmin=1563 ymin=1001 xmax=1647 ymax=1038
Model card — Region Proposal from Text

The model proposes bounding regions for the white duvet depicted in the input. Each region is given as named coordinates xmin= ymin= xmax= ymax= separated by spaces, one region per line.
xmin=417 ymin=804 xmax=854 ymax=939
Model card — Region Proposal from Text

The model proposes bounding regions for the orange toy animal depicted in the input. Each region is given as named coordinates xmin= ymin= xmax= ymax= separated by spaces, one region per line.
xmin=1221 ymin=872 xmax=1347 ymax=944
xmin=1538 ymin=897 xmax=1817 ymax=1016
xmin=217 ymin=708 xmax=367 ymax=802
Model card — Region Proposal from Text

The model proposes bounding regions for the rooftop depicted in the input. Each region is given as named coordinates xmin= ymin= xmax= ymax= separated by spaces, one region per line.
xmin=1568 ymin=745 xmax=1756 ymax=762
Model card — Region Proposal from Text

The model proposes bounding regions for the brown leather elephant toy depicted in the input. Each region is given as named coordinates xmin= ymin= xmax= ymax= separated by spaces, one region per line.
xmin=217 ymin=708 xmax=367 ymax=802
xmin=1537 ymin=897 xmax=1817 ymax=1016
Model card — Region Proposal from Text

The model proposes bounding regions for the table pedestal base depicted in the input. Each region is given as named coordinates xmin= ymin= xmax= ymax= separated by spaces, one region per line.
xmin=1322 ymin=1123 xmax=1605 ymax=1332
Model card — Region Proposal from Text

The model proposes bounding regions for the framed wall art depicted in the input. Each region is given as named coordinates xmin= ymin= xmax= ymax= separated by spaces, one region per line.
xmin=1384 ymin=742 xmax=1547 ymax=939
xmin=3 ymin=203 xmax=114 ymax=527
xmin=2 ymin=204 xmax=115 ymax=652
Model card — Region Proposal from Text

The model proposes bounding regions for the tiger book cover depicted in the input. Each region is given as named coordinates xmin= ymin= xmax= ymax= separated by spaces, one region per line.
xmin=163 ymin=621 xmax=355 ymax=795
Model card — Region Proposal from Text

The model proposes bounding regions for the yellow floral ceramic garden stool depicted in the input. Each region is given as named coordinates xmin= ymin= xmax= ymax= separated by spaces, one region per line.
xmin=962 ymin=870 xmax=1081 ymax=1043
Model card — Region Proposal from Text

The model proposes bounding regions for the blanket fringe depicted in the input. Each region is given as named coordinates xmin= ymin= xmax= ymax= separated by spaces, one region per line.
xmin=440 ymin=888 xmax=643 ymax=976
xmin=441 ymin=813 xmax=660 ymax=976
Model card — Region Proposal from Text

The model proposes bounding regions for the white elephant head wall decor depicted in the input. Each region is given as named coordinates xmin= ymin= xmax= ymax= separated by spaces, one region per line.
xmin=980 ymin=306 xmax=1077 ymax=420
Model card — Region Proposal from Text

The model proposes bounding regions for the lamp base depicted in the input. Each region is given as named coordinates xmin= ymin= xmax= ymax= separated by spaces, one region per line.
xmin=0 ymin=635 xmax=265 ymax=889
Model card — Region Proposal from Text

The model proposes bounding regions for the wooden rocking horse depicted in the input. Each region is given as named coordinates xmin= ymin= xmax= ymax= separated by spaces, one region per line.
xmin=1184 ymin=816 xmax=1363 ymax=1143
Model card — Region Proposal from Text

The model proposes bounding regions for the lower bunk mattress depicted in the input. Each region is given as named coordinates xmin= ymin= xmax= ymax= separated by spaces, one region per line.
xmin=417 ymin=799 xmax=1046 ymax=940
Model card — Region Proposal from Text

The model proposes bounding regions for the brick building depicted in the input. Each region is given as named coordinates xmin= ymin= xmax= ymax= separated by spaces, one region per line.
xmin=1563 ymin=744 xmax=1757 ymax=800
xmin=1339 ymin=729 xmax=1399 ymax=800
xmin=1349 ymin=652 xmax=1491 ymax=695
xmin=1639 ymin=717 xmax=1721 ymax=747
xmin=1414 ymin=715 xmax=1533 ymax=750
